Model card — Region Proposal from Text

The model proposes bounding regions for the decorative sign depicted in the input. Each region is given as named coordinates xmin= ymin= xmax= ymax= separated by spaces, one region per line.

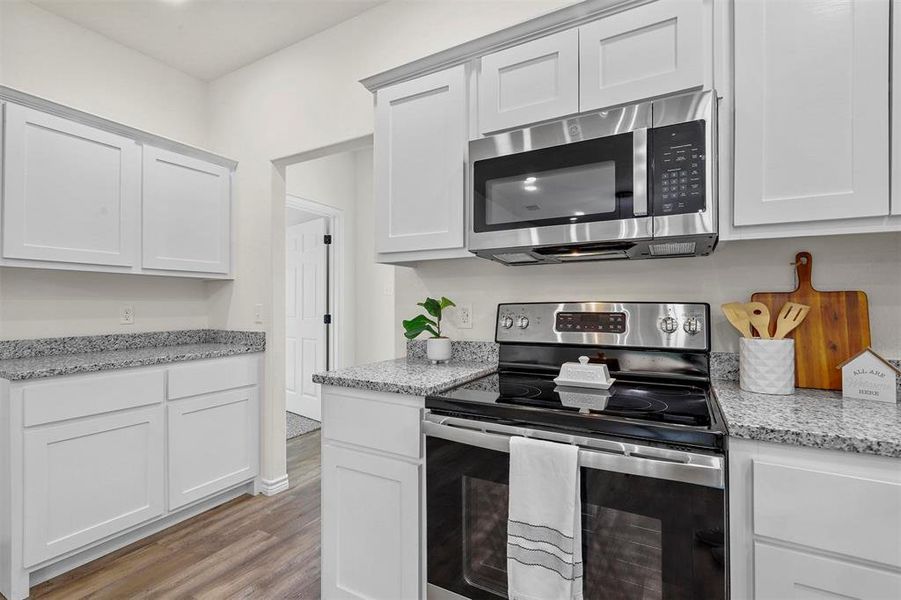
xmin=837 ymin=348 xmax=900 ymax=403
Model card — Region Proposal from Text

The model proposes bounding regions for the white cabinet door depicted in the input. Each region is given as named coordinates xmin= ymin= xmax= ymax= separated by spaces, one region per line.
xmin=755 ymin=543 xmax=901 ymax=599
xmin=893 ymin=0 xmax=900 ymax=216
xmin=374 ymin=66 xmax=467 ymax=254
xmin=23 ymin=406 xmax=164 ymax=567
xmin=733 ymin=0 xmax=890 ymax=226
xmin=321 ymin=444 xmax=420 ymax=600
xmin=2 ymin=103 xmax=139 ymax=266
xmin=167 ymin=387 xmax=259 ymax=510
xmin=579 ymin=0 xmax=704 ymax=112
xmin=478 ymin=29 xmax=579 ymax=134
xmin=142 ymin=146 xmax=231 ymax=274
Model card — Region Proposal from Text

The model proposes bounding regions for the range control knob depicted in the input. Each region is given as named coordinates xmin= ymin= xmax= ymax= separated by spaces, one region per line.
xmin=517 ymin=316 xmax=530 ymax=329
xmin=500 ymin=316 xmax=514 ymax=329
xmin=683 ymin=318 xmax=702 ymax=335
xmin=660 ymin=316 xmax=679 ymax=334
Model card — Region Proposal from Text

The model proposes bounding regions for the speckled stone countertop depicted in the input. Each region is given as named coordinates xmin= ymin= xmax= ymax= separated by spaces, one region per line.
xmin=0 ymin=330 xmax=265 ymax=381
xmin=713 ymin=379 xmax=901 ymax=458
xmin=313 ymin=357 xmax=497 ymax=396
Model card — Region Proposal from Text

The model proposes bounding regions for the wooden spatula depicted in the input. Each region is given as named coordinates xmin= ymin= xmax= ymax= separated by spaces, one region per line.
xmin=722 ymin=303 xmax=754 ymax=338
xmin=774 ymin=302 xmax=810 ymax=340
xmin=742 ymin=302 xmax=772 ymax=339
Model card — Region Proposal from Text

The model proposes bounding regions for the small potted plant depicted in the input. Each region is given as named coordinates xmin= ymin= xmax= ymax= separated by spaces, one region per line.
xmin=403 ymin=296 xmax=456 ymax=364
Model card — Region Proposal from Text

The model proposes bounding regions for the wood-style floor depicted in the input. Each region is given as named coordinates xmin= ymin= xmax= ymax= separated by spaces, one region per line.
xmin=31 ymin=431 xmax=322 ymax=599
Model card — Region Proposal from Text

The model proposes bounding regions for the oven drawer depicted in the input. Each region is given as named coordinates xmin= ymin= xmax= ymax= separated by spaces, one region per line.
xmin=322 ymin=388 xmax=422 ymax=459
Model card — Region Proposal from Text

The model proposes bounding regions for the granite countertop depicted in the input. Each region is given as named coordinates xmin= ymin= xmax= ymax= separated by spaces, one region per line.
xmin=713 ymin=379 xmax=901 ymax=458
xmin=0 ymin=330 xmax=265 ymax=381
xmin=313 ymin=357 xmax=497 ymax=396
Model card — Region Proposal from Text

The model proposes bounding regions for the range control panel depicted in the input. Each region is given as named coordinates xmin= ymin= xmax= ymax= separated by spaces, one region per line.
xmin=650 ymin=120 xmax=706 ymax=217
xmin=496 ymin=302 xmax=710 ymax=351
xmin=556 ymin=311 xmax=626 ymax=334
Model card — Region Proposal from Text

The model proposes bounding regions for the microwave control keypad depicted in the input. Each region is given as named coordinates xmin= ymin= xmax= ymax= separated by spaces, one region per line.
xmin=651 ymin=121 xmax=706 ymax=217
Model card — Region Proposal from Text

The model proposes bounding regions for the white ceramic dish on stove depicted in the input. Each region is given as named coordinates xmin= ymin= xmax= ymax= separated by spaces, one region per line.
xmin=553 ymin=356 xmax=616 ymax=390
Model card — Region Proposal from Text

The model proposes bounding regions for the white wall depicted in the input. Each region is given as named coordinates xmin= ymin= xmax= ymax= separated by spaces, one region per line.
xmin=396 ymin=233 xmax=901 ymax=357
xmin=205 ymin=0 xmax=573 ymax=483
xmin=0 ymin=1 xmax=212 ymax=339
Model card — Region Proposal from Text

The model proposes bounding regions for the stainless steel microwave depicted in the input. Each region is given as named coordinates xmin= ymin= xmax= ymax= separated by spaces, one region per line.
xmin=468 ymin=90 xmax=717 ymax=265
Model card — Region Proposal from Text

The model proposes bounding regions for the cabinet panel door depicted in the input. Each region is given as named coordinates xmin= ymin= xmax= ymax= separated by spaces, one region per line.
xmin=168 ymin=388 xmax=259 ymax=510
xmin=2 ymin=103 xmax=139 ymax=266
xmin=579 ymin=0 xmax=704 ymax=112
xmin=733 ymin=0 xmax=890 ymax=226
xmin=478 ymin=29 xmax=579 ymax=134
xmin=142 ymin=146 xmax=231 ymax=274
xmin=893 ymin=0 xmax=900 ymax=215
xmin=23 ymin=407 xmax=164 ymax=567
xmin=374 ymin=66 xmax=467 ymax=254
xmin=321 ymin=444 xmax=420 ymax=599
xmin=755 ymin=543 xmax=901 ymax=599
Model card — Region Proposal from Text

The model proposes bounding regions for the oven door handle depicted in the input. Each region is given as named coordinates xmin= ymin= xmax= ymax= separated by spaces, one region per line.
xmin=423 ymin=415 xmax=724 ymax=489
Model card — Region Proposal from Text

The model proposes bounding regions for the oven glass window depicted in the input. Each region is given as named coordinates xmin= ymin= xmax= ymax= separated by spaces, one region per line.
xmin=472 ymin=132 xmax=634 ymax=232
xmin=484 ymin=162 xmax=617 ymax=226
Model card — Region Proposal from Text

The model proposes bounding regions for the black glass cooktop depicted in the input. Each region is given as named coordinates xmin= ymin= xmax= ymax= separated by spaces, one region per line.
xmin=426 ymin=370 xmax=726 ymax=451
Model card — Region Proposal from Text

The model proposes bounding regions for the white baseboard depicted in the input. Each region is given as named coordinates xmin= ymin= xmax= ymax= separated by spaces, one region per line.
xmin=258 ymin=474 xmax=289 ymax=496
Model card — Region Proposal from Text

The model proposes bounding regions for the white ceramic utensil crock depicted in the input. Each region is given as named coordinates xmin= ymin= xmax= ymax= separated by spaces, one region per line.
xmin=427 ymin=337 xmax=452 ymax=364
xmin=739 ymin=338 xmax=795 ymax=395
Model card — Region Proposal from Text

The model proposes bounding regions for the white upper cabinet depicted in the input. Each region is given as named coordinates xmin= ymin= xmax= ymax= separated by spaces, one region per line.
xmin=733 ymin=0 xmax=890 ymax=226
xmin=579 ymin=0 xmax=705 ymax=112
xmin=893 ymin=0 xmax=900 ymax=216
xmin=2 ymin=103 xmax=139 ymax=267
xmin=374 ymin=65 xmax=467 ymax=254
xmin=477 ymin=30 xmax=579 ymax=135
xmin=142 ymin=146 xmax=231 ymax=274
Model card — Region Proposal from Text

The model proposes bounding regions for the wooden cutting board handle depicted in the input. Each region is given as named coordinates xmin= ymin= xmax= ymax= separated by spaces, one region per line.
xmin=793 ymin=251 xmax=814 ymax=292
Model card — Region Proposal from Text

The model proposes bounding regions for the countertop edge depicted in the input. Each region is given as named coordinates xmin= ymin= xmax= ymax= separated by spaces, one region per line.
xmin=313 ymin=364 xmax=497 ymax=397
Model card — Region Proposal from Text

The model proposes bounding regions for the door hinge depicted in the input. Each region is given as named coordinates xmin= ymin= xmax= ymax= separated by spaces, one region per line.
xmin=323 ymin=314 xmax=332 ymax=325
xmin=323 ymin=234 xmax=332 ymax=245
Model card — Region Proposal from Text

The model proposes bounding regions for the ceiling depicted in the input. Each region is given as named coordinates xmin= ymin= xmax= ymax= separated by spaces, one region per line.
xmin=31 ymin=0 xmax=384 ymax=81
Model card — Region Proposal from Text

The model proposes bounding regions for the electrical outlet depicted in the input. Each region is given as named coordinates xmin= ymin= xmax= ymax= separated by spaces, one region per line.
xmin=254 ymin=304 xmax=264 ymax=324
xmin=455 ymin=303 xmax=473 ymax=329
xmin=120 ymin=305 xmax=135 ymax=325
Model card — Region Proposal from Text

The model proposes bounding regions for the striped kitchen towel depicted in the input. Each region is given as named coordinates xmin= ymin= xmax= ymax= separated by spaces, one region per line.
xmin=507 ymin=436 xmax=583 ymax=600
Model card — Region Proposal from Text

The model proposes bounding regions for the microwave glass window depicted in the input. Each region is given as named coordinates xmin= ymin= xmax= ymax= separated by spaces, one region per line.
xmin=484 ymin=162 xmax=617 ymax=226
xmin=473 ymin=131 xmax=634 ymax=232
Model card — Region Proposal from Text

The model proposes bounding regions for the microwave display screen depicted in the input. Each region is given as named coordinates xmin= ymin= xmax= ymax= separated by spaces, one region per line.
xmin=650 ymin=120 xmax=706 ymax=217
xmin=485 ymin=162 xmax=616 ymax=226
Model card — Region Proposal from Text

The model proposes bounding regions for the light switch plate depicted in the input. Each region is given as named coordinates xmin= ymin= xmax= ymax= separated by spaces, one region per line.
xmin=254 ymin=303 xmax=264 ymax=324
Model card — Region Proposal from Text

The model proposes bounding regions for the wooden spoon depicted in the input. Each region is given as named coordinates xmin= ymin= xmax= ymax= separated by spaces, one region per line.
xmin=742 ymin=302 xmax=772 ymax=339
xmin=774 ymin=302 xmax=811 ymax=340
xmin=722 ymin=302 xmax=754 ymax=338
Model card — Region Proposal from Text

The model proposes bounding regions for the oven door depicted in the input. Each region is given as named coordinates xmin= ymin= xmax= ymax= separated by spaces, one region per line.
xmin=468 ymin=103 xmax=653 ymax=253
xmin=424 ymin=415 xmax=726 ymax=600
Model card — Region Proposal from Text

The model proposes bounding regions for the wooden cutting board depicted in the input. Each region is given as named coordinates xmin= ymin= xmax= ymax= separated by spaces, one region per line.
xmin=751 ymin=251 xmax=870 ymax=390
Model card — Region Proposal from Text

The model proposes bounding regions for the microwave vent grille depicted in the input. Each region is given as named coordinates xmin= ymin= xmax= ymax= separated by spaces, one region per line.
xmin=494 ymin=252 xmax=540 ymax=264
xmin=649 ymin=242 xmax=697 ymax=257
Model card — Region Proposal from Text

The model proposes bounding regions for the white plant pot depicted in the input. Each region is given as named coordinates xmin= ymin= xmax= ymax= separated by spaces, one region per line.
xmin=740 ymin=338 xmax=795 ymax=395
xmin=427 ymin=337 xmax=452 ymax=364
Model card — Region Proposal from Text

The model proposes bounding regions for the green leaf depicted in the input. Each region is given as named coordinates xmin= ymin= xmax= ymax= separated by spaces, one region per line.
xmin=402 ymin=314 xmax=438 ymax=339
xmin=439 ymin=297 xmax=456 ymax=310
xmin=417 ymin=298 xmax=441 ymax=318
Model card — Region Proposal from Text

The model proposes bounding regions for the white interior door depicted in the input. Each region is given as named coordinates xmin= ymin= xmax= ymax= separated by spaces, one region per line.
xmin=286 ymin=218 xmax=327 ymax=420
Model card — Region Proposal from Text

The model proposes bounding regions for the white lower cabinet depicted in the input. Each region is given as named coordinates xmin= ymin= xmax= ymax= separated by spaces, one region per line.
xmin=23 ymin=406 xmax=165 ymax=567
xmin=730 ymin=438 xmax=901 ymax=598
xmin=320 ymin=386 xmax=424 ymax=600
xmin=0 ymin=354 xmax=262 ymax=600
xmin=754 ymin=543 xmax=901 ymax=600
xmin=322 ymin=444 xmax=421 ymax=600
xmin=167 ymin=387 xmax=260 ymax=510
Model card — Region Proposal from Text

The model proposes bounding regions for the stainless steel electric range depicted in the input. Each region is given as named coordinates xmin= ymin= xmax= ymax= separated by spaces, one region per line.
xmin=424 ymin=302 xmax=727 ymax=600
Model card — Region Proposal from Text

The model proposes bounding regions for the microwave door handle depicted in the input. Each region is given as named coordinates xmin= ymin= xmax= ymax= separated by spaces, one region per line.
xmin=632 ymin=128 xmax=649 ymax=217
xmin=423 ymin=418 xmax=724 ymax=489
